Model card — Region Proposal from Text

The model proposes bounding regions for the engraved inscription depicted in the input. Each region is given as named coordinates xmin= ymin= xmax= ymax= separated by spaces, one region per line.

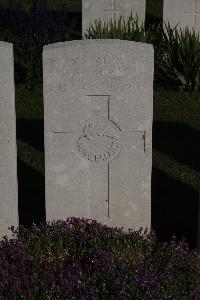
xmin=50 ymin=54 xmax=151 ymax=90
xmin=75 ymin=118 xmax=121 ymax=163
xmin=57 ymin=76 xmax=140 ymax=91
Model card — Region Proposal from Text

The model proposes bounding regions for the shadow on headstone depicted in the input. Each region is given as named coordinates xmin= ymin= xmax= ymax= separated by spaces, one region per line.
xmin=153 ymin=121 xmax=200 ymax=172
xmin=152 ymin=166 xmax=199 ymax=250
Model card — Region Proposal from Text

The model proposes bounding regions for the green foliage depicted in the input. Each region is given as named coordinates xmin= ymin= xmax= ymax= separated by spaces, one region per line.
xmin=155 ymin=22 xmax=200 ymax=91
xmin=83 ymin=13 xmax=159 ymax=44
xmin=84 ymin=15 xmax=200 ymax=92
xmin=2 ymin=5 xmax=200 ymax=92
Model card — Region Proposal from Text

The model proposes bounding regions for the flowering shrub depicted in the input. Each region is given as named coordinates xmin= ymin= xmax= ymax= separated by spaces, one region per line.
xmin=0 ymin=217 xmax=199 ymax=299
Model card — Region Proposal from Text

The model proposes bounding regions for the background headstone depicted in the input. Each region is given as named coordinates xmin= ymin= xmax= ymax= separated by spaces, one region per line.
xmin=43 ymin=39 xmax=154 ymax=233
xmin=82 ymin=0 xmax=146 ymax=37
xmin=163 ymin=0 xmax=200 ymax=33
xmin=0 ymin=42 xmax=18 ymax=241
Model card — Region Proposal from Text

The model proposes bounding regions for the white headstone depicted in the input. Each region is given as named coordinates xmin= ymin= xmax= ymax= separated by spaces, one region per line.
xmin=82 ymin=0 xmax=146 ymax=37
xmin=0 ymin=42 xmax=18 ymax=241
xmin=163 ymin=0 xmax=200 ymax=33
xmin=43 ymin=39 xmax=154 ymax=233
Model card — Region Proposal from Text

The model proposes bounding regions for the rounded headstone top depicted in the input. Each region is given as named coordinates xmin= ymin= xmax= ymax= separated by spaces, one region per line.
xmin=0 ymin=41 xmax=13 ymax=48
xmin=43 ymin=39 xmax=153 ymax=52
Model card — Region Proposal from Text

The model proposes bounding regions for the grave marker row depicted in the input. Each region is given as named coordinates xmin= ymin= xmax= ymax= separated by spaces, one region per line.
xmin=82 ymin=0 xmax=200 ymax=38
xmin=0 ymin=39 xmax=154 ymax=240
xmin=0 ymin=0 xmax=154 ymax=240
xmin=0 ymin=0 xmax=199 ymax=247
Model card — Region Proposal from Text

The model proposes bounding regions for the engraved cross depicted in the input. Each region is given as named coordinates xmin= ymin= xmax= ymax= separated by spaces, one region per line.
xmin=104 ymin=0 xmax=124 ymax=21
xmin=184 ymin=0 xmax=200 ymax=29
xmin=52 ymin=95 xmax=146 ymax=219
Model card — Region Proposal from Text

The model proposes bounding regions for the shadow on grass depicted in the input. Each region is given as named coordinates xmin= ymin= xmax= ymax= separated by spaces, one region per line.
xmin=152 ymin=166 xmax=199 ymax=250
xmin=17 ymin=117 xmax=45 ymax=231
xmin=153 ymin=121 xmax=200 ymax=172
xmin=17 ymin=161 xmax=199 ymax=250
xmin=17 ymin=158 xmax=45 ymax=230
xmin=145 ymin=0 xmax=163 ymax=29
xmin=17 ymin=119 xmax=44 ymax=153
xmin=16 ymin=118 xmax=199 ymax=249
xmin=17 ymin=119 xmax=200 ymax=173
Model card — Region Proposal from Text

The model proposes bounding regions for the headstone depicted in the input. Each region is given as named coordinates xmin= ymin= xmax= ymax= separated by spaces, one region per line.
xmin=0 ymin=42 xmax=18 ymax=241
xmin=43 ymin=39 xmax=154 ymax=233
xmin=82 ymin=0 xmax=146 ymax=37
xmin=163 ymin=0 xmax=200 ymax=33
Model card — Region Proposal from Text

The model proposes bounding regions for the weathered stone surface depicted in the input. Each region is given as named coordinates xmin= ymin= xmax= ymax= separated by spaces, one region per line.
xmin=0 ymin=42 xmax=18 ymax=240
xmin=163 ymin=0 xmax=200 ymax=33
xmin=82 ymin=0 xmax=146 ymax=36
xmin=43 ymin=39 xmax=154 ymax=233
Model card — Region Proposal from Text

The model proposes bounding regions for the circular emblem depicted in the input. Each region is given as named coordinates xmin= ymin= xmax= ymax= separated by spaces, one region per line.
xmin=75 ymin=117 xmax=121 ymax=163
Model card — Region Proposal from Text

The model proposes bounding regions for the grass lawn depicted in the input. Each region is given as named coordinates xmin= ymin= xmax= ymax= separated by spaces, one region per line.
xmin=153 ymin=86 xmax=200 ymax=190
xmin=16 ymin=82 xmax=200 ymax=189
